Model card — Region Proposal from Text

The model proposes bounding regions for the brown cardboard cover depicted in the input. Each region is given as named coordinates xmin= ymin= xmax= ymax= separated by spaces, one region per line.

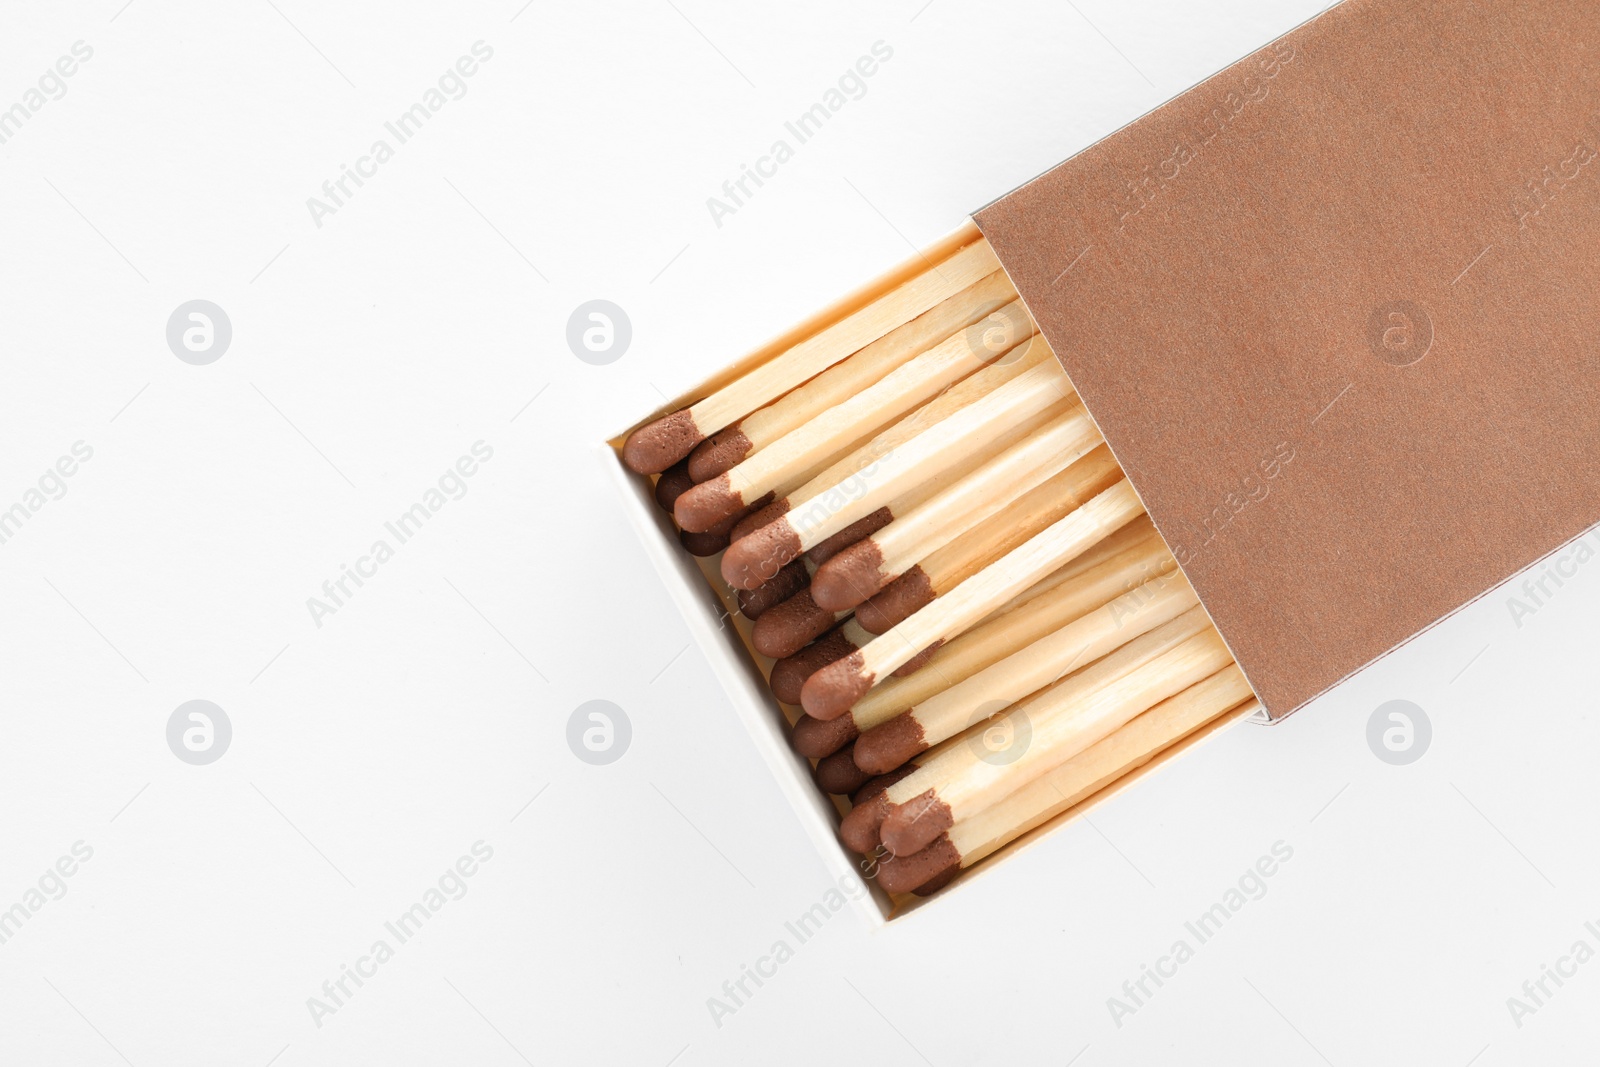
xmin=975 ymin=0 xmax=1600 ymax=718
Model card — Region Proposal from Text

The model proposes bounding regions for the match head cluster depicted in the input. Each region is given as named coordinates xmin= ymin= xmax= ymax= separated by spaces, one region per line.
xmin=622 ymin=231 xmax=1255 ymax=903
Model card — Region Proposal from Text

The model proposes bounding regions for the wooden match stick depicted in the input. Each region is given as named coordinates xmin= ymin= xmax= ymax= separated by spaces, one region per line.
xmin=759 ymin=618 xmax=937 ymax=682
xmin=621 ymin=237 xmax=1003 ymax=473
xmin=951 ymin=668 xmax=1256 ymax=865
xmin=728 ymin=345 xmax=1051 ymax=543
xmin=798 ymin=385 xmax=1076 ymax=569
xmin=877 ymin=618 xmax=1232 ymax=856
xmin=675 ymin=296 xmax=1041 ymax=532
xmin=810 ymin=413 xmax=1105 ymax=612
xmin=790 ymin=523 xmax=1173 ymax=758
xmin=722 ymin=355 xmax=1080 ymax=590
xmin=842 ymin=477 xmax=1148 ymax=675
xmin=875 ymin=669 xmax=1257 ymax=892
xmin=687 ymin=271 xmax=1018 ymax=480
xmin=799 ymin=478 xmax=1147 ymax=718
xmin=854 ymin=446 xmax=1122 ymax=633
xmin=838 ymin=607 xmax=1209 ymax=851
xmin=842 ymin=610 xmax=1217 ymax=855
xmin=852 ymin=762 xmax=921 ymax=806
xmin=744 ymin=396 xmax=1072 ymax=631
xmin=798 ymin=458 xmax=988 ymax=569
xmin=851 ymin=519 xmax=1169 ymax=686
xmin=853 ymin=571 xmax=1201 ymax=774
xmin=842 ymin=608 xmax=1214 ymax=852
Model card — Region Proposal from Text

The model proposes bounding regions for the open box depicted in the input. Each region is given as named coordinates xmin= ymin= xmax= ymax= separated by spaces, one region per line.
xmin=603 ymin=224 xmax=1260 ymax=924
xmin=605 ymin=0 xmax=1600 ymax=922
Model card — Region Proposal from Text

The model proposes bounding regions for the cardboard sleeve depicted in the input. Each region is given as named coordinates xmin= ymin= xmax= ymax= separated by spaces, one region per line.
xmin=974 ymin=0 xmax=1600 ymax=719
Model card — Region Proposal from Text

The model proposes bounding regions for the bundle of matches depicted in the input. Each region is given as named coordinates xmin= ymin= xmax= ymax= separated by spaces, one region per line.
xmin=624 ymin=229 xmax=1257 ymax=901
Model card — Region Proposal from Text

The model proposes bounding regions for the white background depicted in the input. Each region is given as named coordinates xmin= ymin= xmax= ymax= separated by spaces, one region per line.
xmin=3 ymin=1 xmax=1598 ymax=1064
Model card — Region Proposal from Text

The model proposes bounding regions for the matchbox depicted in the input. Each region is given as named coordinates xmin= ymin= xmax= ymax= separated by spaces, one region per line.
xmin=605 ymin=0 xmax=1600 ymax=916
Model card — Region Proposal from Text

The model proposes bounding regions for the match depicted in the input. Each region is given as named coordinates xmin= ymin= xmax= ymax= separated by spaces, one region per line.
xmin=799 ymin=479 xmax=1148 ymax=719
xmin=810 ymin=416 xmax=1107 ymax=612
xmin=622 ymin=235 xmax=1002 ymax=473
xmin=855 ymin=446 xmax=1123 ymax=632
xmin=770 ymin=621 xmax=874 ymax=705
xmin=686 ymin=270 xmax=1017 ymax=480
xmin=727 ymin=345 xmax=1050 ymax=543
xmin=680 ymin=500 xmax=762 ymax=558
xmin=788 ymin=524 xmax=1173 ymax=757
xmin=853 ymin=571 xmax=1200 ymax=774
xmin=876 ymin=616 xmax=1232 ymax=857
xmin=751 ymin=587 xmax=847 ymax=660
xmin=874 ymin=669 xmax=1258 ymax=893
xmin=674 ymin=296 xmax=1040 ymax=533
xmin=783 ymin=394 xmax=1071 ymax=575
xmin=722 ymin=356 xmax=1080 ymax=589
xmin=839 ymin=611 xmax=1225 ymax=856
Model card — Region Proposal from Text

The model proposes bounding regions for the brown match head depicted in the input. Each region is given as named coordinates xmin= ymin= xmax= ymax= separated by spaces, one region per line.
xmin=623 ymin=409 xmax=703 ymax=474
xmin=687 ymin=425 xmax=753 ymax=482
xmin=838 ymin=790 xmax=891 ymax=854
xmin=855 ymin=566 xmax=935 ymax=634
xmin=751 ymin=589 xmax=837 ymax=660
xmin=771 ymin=628 xmax=860 ymax=706
xmin=852 ymin=713 xmax=929 ymax=775
xmin=679 ymin=527 xmax=730 ymax=557
xmin=737 ymin=559 xmax=810 ymax=621
xmin=799 ymin=652 xmax=873 ymax=721
xmin=806 ymin=508 xmax=892 ymax=565
xmin=678 ymin=498 xmax=754 ymax=557
xmin=652 ymin=460 xmax=695 ymax=513
xmin=731 ymin=497 xmax=791 ymax=543
xmin=809 ymin=540 xmax=891 ymax=613
xmin=814 ymin=748 xmax=871 ymax=796
xmin=890 ymin=640 xmax=942 ymax=678
xmin=850 ymin=763 xmax=921 ymax=806
xmin=790 ymin=708 xmax=862 ymax=758
xmin=721 ymin=519 xmax=804 ymax=591
xmin=912 ymin=864 xmax=959 ymax=897
xmin=880 ymin=789 xmax=954 ymax=857
xmin=877 ymin=836 xmax=962 ymax=895
xmin=674 ymin=475 xmax=745 ymax=534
